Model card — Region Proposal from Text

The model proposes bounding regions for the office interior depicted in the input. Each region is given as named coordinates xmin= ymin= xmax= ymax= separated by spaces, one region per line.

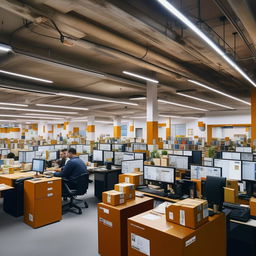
xmin=0 ymin=0 xmax=256 ymax=256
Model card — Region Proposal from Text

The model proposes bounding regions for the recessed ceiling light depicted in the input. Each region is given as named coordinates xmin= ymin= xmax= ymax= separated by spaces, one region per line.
xmin=188 ymin=80 xmax=251 ymax=105
xmin=158 ymin=99 xmax=208 ymax=111
xmin=0 ymin=44 xmax=12 ymax=52
xmin=123 ymin=71 xmax=159 ymax=84
xmin=177 ymin=93 xmax=234 ymax=109
xmin=36 ymin=104 xmax=89 ymax=110
xmin=0 ymin=70 xmax=53 ymax=83
xmin=157 ymin=0 xmax=256 ymax=87
xmin=58 ymin=93 xmax=138 ymax=106
xmin=25 ymin=113 xmax=68 ymax=118
xmin=0 ymin=107 xmax=77 ymax=114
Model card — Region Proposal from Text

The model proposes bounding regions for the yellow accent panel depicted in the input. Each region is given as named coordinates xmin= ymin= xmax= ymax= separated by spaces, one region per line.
xmin=113 ymin=126 xmax=121 ymax=138
xmin=147 ymin=121 xmax=158 ymax=145
xmin=129 ymin=125 xmax=134 ymax=132
xmin=57 ymin=124 xmax=62 ymax=128
xmin=158 ymin=123 xmax=166 ymax=127
xmin=87 ymin=125 xmax=95 ymax=132
xmin=73 ymin=127 xmax=79 ymax=133
xmin=10 ymin=128 xmax=20 ymax=132
xmin=198 ymin=121 xmax=205 ymax=128
xmin=64 ymin=122 xmax=69 ymax=130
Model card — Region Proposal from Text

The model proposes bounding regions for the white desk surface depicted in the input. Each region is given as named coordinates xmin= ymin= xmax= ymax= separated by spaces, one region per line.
xmin=231 ymin=218 xmax=256 ymax=227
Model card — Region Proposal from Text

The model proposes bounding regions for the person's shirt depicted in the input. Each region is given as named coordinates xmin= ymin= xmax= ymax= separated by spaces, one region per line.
xmin=54 ymin=156 xmax=88 ymax=182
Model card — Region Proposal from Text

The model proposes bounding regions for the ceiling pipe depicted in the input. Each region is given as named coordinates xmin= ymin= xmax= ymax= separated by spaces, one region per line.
xmin=227 ymin=0 xmax=256 ymax=48
xmin=0 ymin=0 xmax=210 ymax=83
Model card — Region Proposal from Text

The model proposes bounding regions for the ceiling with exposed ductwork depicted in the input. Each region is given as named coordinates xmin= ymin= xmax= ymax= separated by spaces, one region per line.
xmin=0 ymin=0 xmax=255 ymax=123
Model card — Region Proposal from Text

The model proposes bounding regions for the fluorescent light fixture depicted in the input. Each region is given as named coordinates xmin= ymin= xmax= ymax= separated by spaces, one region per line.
xmin=0 ymin=44 xmax=12 ymax=52
xmin=70 ymin=119 xmax=88 ymax=122
xmin=24 ymin=113 xmax=68 ymax=118
xmin=159 ymin=114 xmax=199 ymax=119
xmin=36 ymin=104 xmax=89 ymax=111
xmin=95 ymin=121 xmax=113 ymax=124
xmin=0 ymin=102 xmax=28 ymax=107
xmin=129 ymin=97 xmax=146 ymax=101
xmin=0 ymin=114 xmax=63 ymax=120
xmin=0 ymin=107 xmax=77 ymax=114
xmin=188 ymin=80 xmax=251 ymax=105
xmin=0 ymin=70 xmax=53 ymax=83
xmin=123 ymin=71 xmax=159 ymax=84
xmin=177 ymin=93 xmax=234 ymax=109
xmin=58 ymin=93 xmax=138 ymax=106
xmin=158 ymin=99 xmax=208 ymax=111
xmin=157 ymin=0 xmax=256 ymax=87
xmin=0 ymin=120 xmax=17 ymax=122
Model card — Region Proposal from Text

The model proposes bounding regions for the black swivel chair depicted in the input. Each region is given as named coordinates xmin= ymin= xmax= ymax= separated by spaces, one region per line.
xmin=62 ymin=173 xmax=89 ymax=214
xmin=3 ymin=177 xmax=33 ymax=217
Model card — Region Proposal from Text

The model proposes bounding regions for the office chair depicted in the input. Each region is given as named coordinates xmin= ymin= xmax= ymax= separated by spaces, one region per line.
xmin=62 ymin=173 xmax=89 ymax=214
xmin=3 ymin=177 xmax=33 ymax=217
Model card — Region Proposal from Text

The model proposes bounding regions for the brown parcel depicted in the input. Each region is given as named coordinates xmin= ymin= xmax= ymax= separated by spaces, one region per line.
xmin=98 ymin=197 xmax=154 ymax=256
xmin=102 ymin=190 xmax=126 ymax=206
xmin=114 ymin=182 xmax=135 ymax=200
xmin=250 ymin=197 xmax=256 ymax=217
xmin=119 ymin=173 xmax=143 ymax=187
xmin=166 ymin=198 xmax=209 ymax=229
xmin=128 ymin=210 xmax=226 ymax=256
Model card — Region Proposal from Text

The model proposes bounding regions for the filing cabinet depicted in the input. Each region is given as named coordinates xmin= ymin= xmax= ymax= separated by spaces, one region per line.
xmin=24 ymin=177 xmax=62 ymax=228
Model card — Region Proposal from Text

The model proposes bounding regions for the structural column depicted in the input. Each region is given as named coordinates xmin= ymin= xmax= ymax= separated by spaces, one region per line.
xmin=128 ymin=120 xmax=135 ymax=138
xmin=87 ymin=116 xmax=95 ymax=142
xmin=113 ymin=116 xmax=121 ymax=139
xmin=251 ymin=89 xmax=256 ymax=145
xmin=146 ymin=81 xmax=158 ymax=145
xmin=166 ymin=117 xmax=171 ymax=140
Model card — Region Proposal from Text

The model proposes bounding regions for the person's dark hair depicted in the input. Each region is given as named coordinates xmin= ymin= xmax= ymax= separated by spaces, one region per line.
xmin=68 ymin=148 xmax=76 ymax=155
xmin=61 ymin=148 xmax=68 ymax=152
xmin=7 ymin=152 xmax=15 ymax=159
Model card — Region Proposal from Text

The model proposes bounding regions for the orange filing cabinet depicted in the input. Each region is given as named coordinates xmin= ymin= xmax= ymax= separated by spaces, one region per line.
xmin=24 ymin=177 xmax=62 ymax=228
xmin=128 ymin=210 xmax=226 ymax=256
xmin=98 ymin=196 xmax=154 ymax=256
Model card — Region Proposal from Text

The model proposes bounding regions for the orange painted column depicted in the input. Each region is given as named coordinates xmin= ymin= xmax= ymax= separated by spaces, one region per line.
xmin=251 ymin=89 xmax=256 ymax=145
xmin=207 ymin=125 xmax=213 ymax=145
xmin=166 ymin=118 xmax=171 ymax=140
xmin=146 ymin=81 xmax=158 ymax=145
xmin=87 ymin=116 xmax=95 ymax=142
xmin=113 ymin=116 xmax=121 ymax=139
xmin=129 ymin=120 xmax=135 ymax=138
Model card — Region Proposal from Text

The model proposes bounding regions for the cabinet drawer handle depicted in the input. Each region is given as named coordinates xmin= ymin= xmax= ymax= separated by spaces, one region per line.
xmin=47 ymin=193 xmax=54 ymax=197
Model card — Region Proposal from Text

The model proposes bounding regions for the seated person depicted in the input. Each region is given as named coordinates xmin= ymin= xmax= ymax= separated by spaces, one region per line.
xmin=54 ymin=148 xmax=88 ymax=189
xmin=7 ymin=152 xmax=15 ymax=159
xmin=57 ymin=149 xmax=69 ymax=168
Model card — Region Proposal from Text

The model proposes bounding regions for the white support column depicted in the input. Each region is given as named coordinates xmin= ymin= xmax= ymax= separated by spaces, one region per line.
xmin=128 ymin=120 xmax=135 ymax=138
xmin=87 ymin=116 xmax=95 ymax=142
xmin=146 ymin=81 xmax=158 ymax=145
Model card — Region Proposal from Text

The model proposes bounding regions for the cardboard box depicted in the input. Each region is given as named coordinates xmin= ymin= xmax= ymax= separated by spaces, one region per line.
xmin=166 ymin=198 xmax=209 ymax=229
xmin=134 ymin=168 xmax=141 ymax=173
xmin=21 ymin=163 xmax=32 ymax=171
xmin=250 ymin=197 xmax=256 ymax=217
xmin=224 ymin=187 xmax=237 ymax=203
xmin=153 ymin=158 xmax=161 ymax=166
xmin=226 ymin=180 xmax=238 ymax=195
xmin=191 ymin=179 xmax=202 ymax=198
xmin=161 ymin=157 xmax=169 ymax=167
xmin=119 ymin=173 xmax=143 ymax=187
xmin=114 ymin=183 xmax=135 ymax=200
xmin=128 ymin=210 xmax=226 ymax=256
xmin=102 ymin=190 xmax=126 ymax=206
xmin=98 ymin=197 xmax=154 ymax=256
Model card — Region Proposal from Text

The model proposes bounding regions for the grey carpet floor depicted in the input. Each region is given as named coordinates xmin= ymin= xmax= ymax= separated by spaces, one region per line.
xmin=0 ymin=181 xmax=100 ymax=256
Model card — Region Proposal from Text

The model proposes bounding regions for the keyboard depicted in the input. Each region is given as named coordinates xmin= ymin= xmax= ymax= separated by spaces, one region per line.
xmin=223 ymin=202 xmax=250 ymax=222
xmin=137 ymin=187 xmax=168 ymax=197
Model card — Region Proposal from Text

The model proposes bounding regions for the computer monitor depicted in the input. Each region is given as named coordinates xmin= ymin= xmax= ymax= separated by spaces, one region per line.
xmin=48 ymin=151 xmax=58 ymax=161
xmin=114 ymin=152 xmax=134 ymax=165
xmin=236 ymin=146 xmax=252 ymax=153
xmin=121 ymin=159 xmax=144 ymax=174
xmin=103 ymin=151 xmax=114 ymax=163
xmin=144 ymin=166 xmax=175 ymax=184
xmin=19 ymin=151 xmax=36 ymax=163
xmin=79 ymin=154 xmax=89 ymax=164
xmin=168 ymin=155 xmax=190 ymax=170
xmin=191 ymin=151 xmax=202 ymax=165
xmin=99 ymin=143 xmax=112 ymax=151
xmin=205 ymin=176 xmax=226 ymax=212
xmin=191 ymin=165 xmax=222 ymax=180
xmin=93 ymin=150 xmax=103 ymax=162
xmin=242 ymin=161 xmax=256 ymax=181
xmin=183 ymin=150 xmax=193 ymax=156
xmin=241 ymin=153 xmax=253 ymax=161
xmin=222 ymin=151 xmax=241 ymax=160
xmin=32 ymin=158 xmax=46 ymax=175
xmin=214 ymin=159 xmax=242 ymax=181
xmin=134 ymin=152 xmax=145 ymax=160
